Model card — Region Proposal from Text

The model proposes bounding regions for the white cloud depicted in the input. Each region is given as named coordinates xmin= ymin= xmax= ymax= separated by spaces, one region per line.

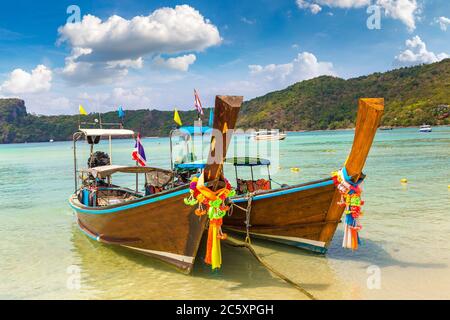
xmin=435 ymin=16 xmax=450 ymax=31
xmin=0 ymin=65 xmax=52 ymax=94
xmin=57 ymin=5 xmax=221 ymax=84
xmin=295 ymin=0 xmax=419 ymax=30
xmin=296 ymin=0 xmax=322 ymax=14
xmin=315 ymin=0 xmax=370 ymax=7
xmin=249 ymin=52 xmax=336 ymax=89
xmin=107 ymin=58 xmax=144 ymax=69
xmin=395 ymin=36 xmax=449 ymax=66
xmin=153 ymin=54 xmax=197 ymax=72
xmin=377 ymin=0 xmax=418 ymax=31
xmin=241 ymin=17 xmax=256 ymax=25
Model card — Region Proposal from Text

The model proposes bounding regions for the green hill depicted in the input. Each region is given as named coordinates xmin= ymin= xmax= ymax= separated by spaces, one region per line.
xmin=0 ymin=99 xmax=206 ymax=143
xmin=238 ymin=58 xmax=450 ymax=130
xmin=1 ymin=59 xmax=449 ymax=143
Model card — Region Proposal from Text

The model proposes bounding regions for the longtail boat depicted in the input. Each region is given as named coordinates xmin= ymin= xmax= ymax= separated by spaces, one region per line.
xmin=69 ymin=95 xmax=242 ymax=273
xmin=223 ymin=98 xmax=384 ymax=253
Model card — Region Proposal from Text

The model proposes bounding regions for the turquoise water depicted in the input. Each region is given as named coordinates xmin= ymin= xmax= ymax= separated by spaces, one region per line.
xmin=0 ymin=127 xmax=449 ymax=299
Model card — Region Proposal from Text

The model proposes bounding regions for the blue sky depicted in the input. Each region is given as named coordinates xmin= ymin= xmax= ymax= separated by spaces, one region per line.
xmin=0 ymin=0 xmax=448 ymax=114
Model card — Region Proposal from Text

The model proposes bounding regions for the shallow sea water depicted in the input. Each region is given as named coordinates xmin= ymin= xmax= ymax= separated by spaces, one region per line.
xmin=0 ymin=127 xmax=449 ymax=299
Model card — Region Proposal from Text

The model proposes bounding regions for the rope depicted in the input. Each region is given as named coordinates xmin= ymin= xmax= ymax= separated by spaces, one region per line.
xmin=224 ymin=237 xmax=317 ymax=300
xmin=227 ymin=192 xmax=317 ymax=300
xmin=244 ymin=194 xmax=254 ymax=244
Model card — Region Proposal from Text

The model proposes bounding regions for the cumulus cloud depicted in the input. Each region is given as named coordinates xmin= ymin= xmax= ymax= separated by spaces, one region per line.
xmin=295 ymin=0 xmax=419 ymax=30
xmin=377 ymin=0 xmax=418 ymax=31
xmin=57 ymin=5 xmax=221 ymax=84
xmin=249 ymin=52 xmax=336 ymax=88
xmin=153 ymin=54 xmax=197 ymax=72
xmin=296 ymin=0 xmax=322 ymax=14
xmin=394 ymin=36 xmax=449 ymax=66
xmin=0 ymin=65 xmax=52 ymax=94
xmin=435 ymin=16 xmax=450 ymax=31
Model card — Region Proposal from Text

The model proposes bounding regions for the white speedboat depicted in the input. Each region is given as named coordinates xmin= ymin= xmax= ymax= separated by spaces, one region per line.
xmin=251 ymin=130 xmax=287 ymax=141
xmin=419 ymin=125 xmax=432 ymax=133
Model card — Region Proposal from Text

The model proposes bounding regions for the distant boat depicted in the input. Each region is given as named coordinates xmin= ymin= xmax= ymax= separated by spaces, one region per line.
xmin=251 ymin=130 xmax=287 ymax=141
xmin=49 ymin=139 xmax=54 ymax=142
xmin=379 ymin=126 xmax=393 ymax=130
xmin=419 ymin=124 xmax=432 ymax=133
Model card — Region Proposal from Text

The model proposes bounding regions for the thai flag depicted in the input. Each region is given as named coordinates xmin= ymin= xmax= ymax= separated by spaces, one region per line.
xmin=194 ymin=89 xmax=204 ymax=116
xmin=132 ymin=134 xmax=147 ymax=166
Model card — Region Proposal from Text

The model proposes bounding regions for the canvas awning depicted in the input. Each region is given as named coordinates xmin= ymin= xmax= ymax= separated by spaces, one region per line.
xmin=225 ymin=157 xmax=271 ymax=166
xmin=79 ymin=129 xmax=135 ymax=137
xmin=81 ymin=165 xmax=172 ymax=179
xmin=177 ymin=126 xmax=212 ymax=136
xmin=174 ymin=159 xmax=207 ymax=170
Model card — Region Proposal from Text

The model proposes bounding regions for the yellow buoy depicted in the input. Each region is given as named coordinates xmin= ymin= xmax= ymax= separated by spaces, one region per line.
xmin=400 ymin=178 xmax=408 ymax=183
xmin=291 ymin=167 xmax=300 ymax=172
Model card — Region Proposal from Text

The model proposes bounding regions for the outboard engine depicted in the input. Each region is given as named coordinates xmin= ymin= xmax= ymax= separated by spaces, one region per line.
xmin=87 ymin=151 xmax=110 ymax=168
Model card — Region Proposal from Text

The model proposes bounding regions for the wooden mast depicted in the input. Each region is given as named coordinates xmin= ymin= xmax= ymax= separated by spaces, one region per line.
xmin=319 ymin=98 xmax=384 ymax=244
xmin=203 ymin=95 xmax=243 ymax=186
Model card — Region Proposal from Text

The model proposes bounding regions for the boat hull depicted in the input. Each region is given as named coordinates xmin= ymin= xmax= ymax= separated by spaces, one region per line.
xmin=225 ymin=179 xmax=337 ymax=253
xmin=69 ymin=186 xmax=207 ymax=273
xmin=252 ymin=134 xmax=286 ymax=141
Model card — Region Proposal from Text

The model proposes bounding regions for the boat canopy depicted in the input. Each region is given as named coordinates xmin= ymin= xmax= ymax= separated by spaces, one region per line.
xmin=225 ymin=157 xmax=271 ymax=166
xmin=174 ymin=159 xmax=207 ymax=170
xmin=79 ymin=128 xmax=135 ymax=137
xmin=178 ymin=126 xmax=212 ymax=136
xmin=81 ymin=165 xmax=172 ymax=179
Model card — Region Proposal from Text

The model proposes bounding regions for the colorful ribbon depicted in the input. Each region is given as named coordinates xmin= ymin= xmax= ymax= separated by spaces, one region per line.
xmin=331 ymin=168 xmax=365 ymax=250
xmin=184 ymin=174 xmax=235 ymax=270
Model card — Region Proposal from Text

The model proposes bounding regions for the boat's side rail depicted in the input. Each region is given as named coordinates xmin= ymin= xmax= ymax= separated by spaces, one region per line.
xmin=231 ymin=177 xmax=334 ymax=203
xmin=71 ymin=183 xmax=190 ymax=212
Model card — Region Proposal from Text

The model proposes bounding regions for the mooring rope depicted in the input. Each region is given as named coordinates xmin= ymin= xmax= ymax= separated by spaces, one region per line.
xmin=224 ymin=237 xmax=317 ymax=300
xmin=227 ymin=193 xmax=317 ymax=300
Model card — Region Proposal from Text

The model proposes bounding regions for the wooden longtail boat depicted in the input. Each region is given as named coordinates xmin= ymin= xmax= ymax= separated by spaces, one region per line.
xmin=223 ymin=98 xmax=384 ymax=253
xmin=69 ymin=95 xmax=242 ymax=273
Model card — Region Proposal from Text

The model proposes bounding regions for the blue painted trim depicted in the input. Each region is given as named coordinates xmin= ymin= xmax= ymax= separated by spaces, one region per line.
xmin=77 ymin=223 xmax=99 ymax=242
xmin=70 ymin=188 xmax=190 ymax=215
xmin=232 ymin=179 xmax=333 ymax=203
xmin=226 ymin=229 xmax=328 ymax=254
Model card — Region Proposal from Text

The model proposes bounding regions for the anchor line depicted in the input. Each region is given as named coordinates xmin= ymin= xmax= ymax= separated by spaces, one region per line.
xmin=224 ymin=237 xmax=317 ymax=300
xmin=227 ymin=194 xmax=317 ymax=300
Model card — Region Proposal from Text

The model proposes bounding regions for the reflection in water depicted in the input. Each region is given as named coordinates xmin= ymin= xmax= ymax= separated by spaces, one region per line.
xmin=70 ymin=224 xmax=320 ymax=299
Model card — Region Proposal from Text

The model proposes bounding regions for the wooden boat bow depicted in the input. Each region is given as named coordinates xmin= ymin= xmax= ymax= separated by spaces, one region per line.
xmin=319 ymin=98 xmax=384 ymax=244
xmin=203 ymin=95 xmax=243 ymax=186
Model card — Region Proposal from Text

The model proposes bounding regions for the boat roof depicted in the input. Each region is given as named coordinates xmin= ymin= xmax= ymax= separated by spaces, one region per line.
xmin=177 ymin=126 xmax=212 ymax=135
xmin=174 ymin=160 xmax=207 ymax=170
xmin=79 ymin=128 xmax=135 ymax=137
xmin=81 ymin=165 xmax=172 ymax=179
xmin=225 ymin=157 xmax=271 ymax=166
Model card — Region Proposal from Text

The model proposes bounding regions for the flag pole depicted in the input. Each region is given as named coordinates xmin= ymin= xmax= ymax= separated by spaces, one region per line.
xmin=135 ymin=133 xmax=138 ymax=192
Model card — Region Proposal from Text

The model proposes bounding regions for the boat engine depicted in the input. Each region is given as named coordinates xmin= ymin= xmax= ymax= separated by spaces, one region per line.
xmin=87 ymin=151 xmax=110 ymax=168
